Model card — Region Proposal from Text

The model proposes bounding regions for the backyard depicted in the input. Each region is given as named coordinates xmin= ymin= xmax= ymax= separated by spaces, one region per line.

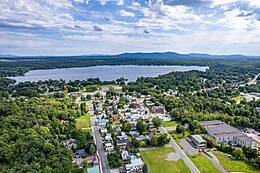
xmin=212 ymin=151 xmax=259 ymax=173
xmin=140 ymin=147 xmax=190 ymax=173
xmin=76 ymin=112 xmax=91 ymax=130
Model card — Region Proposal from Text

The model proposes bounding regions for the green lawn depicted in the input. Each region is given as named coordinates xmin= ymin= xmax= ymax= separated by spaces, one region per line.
xmin=212 ymin=151 xmax=259 ymax=173
xmin=140 ymin=148 xmax=190 ymax=173
xmin=232 ymin=95 xmax=243 ymax=102
xmin=76 ymin=112 xmax=91 ymax=130
xmin=188 ymin=154 xmax=221 ymax=173
xmin=100 ymin=84 xmax=118 ymax=89
xmin=161 ymin=121 xmax=179 ymax=127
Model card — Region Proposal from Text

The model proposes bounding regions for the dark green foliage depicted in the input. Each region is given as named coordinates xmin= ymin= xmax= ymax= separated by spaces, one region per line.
xmin=107 ymin=153 xmax=123 ymax=168
xmin=152 ymin=117 xmax=161 ymax=128
xmin=142 ymin=163 xmax=148 ymax=173
xmin=0 ymin=97 xmax=90 ymax=172
xmin=136 ymin=121 xmax=147 ymax=134
xmin=122 ymin=121 xmax=131 ymax=132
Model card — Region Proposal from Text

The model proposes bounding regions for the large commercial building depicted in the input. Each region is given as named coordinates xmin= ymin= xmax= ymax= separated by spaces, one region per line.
xmin=200 ymin=120 xmax=256 ymax=148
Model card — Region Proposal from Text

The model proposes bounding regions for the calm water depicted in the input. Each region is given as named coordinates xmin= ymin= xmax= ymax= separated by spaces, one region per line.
xmin=11 ymin=65 xmax=208 ymax=82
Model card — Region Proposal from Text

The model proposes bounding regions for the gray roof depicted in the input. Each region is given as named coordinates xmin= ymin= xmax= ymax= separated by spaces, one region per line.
xmin=200 ymin=120 xmax=242 ymax=139
xmin=199 ymin=120 xmax=224 ymax=127
xmin=236 ymin=135 xmax=255 ymax=143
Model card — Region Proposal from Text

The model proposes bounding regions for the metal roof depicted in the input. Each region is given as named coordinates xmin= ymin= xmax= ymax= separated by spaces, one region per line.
xmin=190 ymin=134 xmax=206 ymax=143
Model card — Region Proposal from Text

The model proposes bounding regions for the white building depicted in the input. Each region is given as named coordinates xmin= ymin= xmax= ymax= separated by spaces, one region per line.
xmin=105 ymin=143 xmax=114 ymax=151
xmin=200 ymin=120 xmax=257 ymax=148
xmin=125 ymin=158 xmax=144 ymax=173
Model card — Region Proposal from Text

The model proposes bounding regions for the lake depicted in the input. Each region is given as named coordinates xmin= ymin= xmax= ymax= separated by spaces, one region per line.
xmin=11 ymin=65 xmax=209 ymax=83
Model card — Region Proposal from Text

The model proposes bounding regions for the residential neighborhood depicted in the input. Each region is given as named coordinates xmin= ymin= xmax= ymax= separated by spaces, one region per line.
xmin=65 ymin=85 xmax=260 ymax=173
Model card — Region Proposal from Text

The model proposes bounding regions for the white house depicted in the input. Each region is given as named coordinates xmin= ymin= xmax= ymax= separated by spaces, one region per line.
xmin=125 ymin=158 xmax=144 ymax=173
xmin=105 ymin=143 xmax=114 ymax=151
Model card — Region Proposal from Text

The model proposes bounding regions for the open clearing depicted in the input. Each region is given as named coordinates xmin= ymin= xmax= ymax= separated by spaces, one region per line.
xmin=212 ymin=151 xmax=259 ymax=173
xmin=76 ymin=112 xmax=91 ymax=129
xmin=161 ymin=121 xmax=179 ymax=127
xmin=140 ymin=147 xmax=190 ymax=173
xmin=188 ymin=154 xmax=221 ymax=173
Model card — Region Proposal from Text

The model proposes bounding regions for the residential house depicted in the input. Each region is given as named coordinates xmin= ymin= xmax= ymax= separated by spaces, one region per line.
xmin=63 ymin=138 xmax=77 ymax=149
xmin=86 ymin=156 xmax=99 ymax=166
xmin=104 ymin=142 xmax=114 ymax=151
xmin=146 ymin=102 xmax=154 ymax=109
xmin=98 ymin=119 xmax=107 ymax=127
xmin=105 ymin=133 xmax=113 ymax=142
xmin=100 ymin=127 xmax=108 ymax=134
xmin=74 ymin=149 xmax=86 ymax=158
xmin=158 ymin=114 xmax=171 ymax=122
xmin=121 ymin=151 xmax=131 ymax=164
xmin=125 ymin=158 xmax=144 ymax=173
xmin=152 ymin=106 xmax=165 ymax=114
xmin=114 ymin=126 xmax=122 ymax=134
xmin=117 ymin=139 xmax=130 ymax=151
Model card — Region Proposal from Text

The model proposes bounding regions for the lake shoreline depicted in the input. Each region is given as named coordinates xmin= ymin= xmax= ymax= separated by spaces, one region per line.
xmin=10 ymin=65 xmax=209 ymax=83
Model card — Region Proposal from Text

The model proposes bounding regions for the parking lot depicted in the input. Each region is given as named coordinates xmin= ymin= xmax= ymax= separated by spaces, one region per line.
xmin=179 ymin=138 xmax=199 ymax=155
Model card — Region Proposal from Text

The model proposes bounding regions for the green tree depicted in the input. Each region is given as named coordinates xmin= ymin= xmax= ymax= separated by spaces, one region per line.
xmin=152 ymin=118 xmax=161 ymax=128
xmin=122 ymin=121 xmax=131 ymax=132
xmin=136 ymin=121 xmax=147 ymax=134
xmin=232 ymin=148 xmax=245 ymax=160
xmin=89 ymin=144 xmax=96 ymax=155
xmin=142 ymin=163 xmax=148 ymax=173
xmin=133 ymin=139 xmax=140 ymax=148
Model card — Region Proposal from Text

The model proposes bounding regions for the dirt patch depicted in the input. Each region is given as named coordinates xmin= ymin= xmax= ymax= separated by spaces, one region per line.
xmin=164 ymin=152 xmax=180 ymax=161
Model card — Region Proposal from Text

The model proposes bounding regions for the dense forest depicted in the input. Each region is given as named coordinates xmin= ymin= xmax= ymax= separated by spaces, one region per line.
xmin=0 ymin=96 xmax=92 ymax=172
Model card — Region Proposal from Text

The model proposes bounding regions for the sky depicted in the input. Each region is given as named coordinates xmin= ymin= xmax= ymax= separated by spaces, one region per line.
xmin=0 ymin=0 xmax=259 ymax=56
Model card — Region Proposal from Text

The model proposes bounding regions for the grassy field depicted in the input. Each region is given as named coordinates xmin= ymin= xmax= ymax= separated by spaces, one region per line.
xmin=188 ymin=154 xmax=221 ymax=173
xmin=140 ymin=148 xmax=190 ymax=173
xmin=76 ymin=112 xmax=91 ymax=130
xmin=100 ymin=84 xmax=118 ymax=89
xmin=232 ymin=95 xmax=243 ymax=102
xmin=212 ymin=151 xmax=260 ymax=173
xmin=161 ymin=121 xmax=179 ymax=127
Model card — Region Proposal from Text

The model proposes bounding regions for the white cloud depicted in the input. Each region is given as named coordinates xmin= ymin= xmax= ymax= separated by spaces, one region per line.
xmin=99 ymin=0 xmax=108 ymax=5
xmin=119 ymin=9 xmax=135 ymax=17
xmin=248 ymin=0 xmax=260 ymax=7
xmin=117 ymin=0 xmax=124 ymax=5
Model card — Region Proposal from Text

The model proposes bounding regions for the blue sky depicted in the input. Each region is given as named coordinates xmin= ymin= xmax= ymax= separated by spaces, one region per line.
xmin=0 ymin=0 xmax=259 ymax=56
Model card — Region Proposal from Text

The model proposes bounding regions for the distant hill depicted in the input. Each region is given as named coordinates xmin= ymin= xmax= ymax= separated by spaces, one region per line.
xmin=1 ymin=52 xmax=259 ymax=59
xmin=0 ymin=54 xmax=17 ymax=58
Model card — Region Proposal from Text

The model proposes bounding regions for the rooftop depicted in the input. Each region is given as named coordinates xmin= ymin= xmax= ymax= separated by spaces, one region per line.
xmin=125 ymin=158 xmax=144 ymax=168
xmin=190 ymin=134 xmax=207 ymax=143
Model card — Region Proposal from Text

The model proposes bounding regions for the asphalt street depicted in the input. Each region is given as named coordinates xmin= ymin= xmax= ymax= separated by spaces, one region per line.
xmin=89 ymin=102 xmax=111 ymax=173
xmin=160 ymin=126 xmax=201 ymax=173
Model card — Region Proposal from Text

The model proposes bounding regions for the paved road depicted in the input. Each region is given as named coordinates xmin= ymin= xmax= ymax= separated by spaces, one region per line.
xmin=202 ymin=152 xmax=228 ymax=173
xmin=160 ymin=126 xmax=200 ymax=173
xmin=89 ymin=102 xmax=111 ymax=173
